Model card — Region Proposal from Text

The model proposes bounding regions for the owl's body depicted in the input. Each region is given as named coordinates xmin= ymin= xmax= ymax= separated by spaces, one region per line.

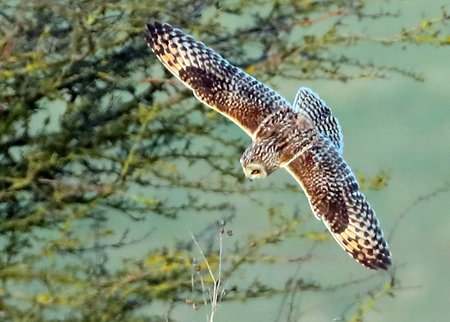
xmin=242 ymin=107 xmax=316 ymax=171
xmin=146 ymin=22 xmax=392 ymax=270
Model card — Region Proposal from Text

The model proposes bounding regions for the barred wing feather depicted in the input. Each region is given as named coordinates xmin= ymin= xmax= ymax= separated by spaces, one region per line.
xmin=146 ymin=22 xmax=291 ymax=138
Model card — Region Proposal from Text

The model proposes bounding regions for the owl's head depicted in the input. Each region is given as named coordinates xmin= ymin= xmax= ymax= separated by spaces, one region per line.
xmin=240 ymin=139 xmax=279 ymax=181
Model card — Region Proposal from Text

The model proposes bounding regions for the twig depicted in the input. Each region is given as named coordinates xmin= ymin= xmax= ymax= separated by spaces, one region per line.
xmin=348 ymin=282 xmax=394 ymax=322
xmin=388 ymin=182 xmax=450 ymax=243
xmin=190 ymin=228 xmax=224 ymax=322
xmin=139 ymin=78 xmax=181 ymax=86
xmin=296 ymin=8 xmax=350 ymax=26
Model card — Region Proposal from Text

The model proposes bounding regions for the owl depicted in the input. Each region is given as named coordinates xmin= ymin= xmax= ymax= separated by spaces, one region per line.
xmin=146 ymin=22 xmax=392 ymax=270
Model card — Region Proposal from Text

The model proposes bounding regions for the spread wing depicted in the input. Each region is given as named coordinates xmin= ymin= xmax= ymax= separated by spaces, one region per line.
xmin=146 ymin=22 xmax=291 ymax=138
xmin=286 ymin=136 xmax=391 ymax=270
xmin=293 ymin=87 xmax=344 ymax=153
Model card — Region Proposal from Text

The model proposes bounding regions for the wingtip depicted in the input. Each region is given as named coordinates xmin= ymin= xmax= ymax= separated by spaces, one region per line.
xmin=146 ymin=22 xmax=155 ymax=33
xmin=375 ymin=242 xmax=393 ymax=271
xmin=361 ymin=251 xmax=392 ymax=271
xmin=146 ymin=22 xmax=168 ymax=46
xmin=146 ymin=21 xmax=161 ymax=35
xmin=380 ymin=256 xmax=393 ymax=271
xmin=146 ymin=21 xmax=173 ymax=34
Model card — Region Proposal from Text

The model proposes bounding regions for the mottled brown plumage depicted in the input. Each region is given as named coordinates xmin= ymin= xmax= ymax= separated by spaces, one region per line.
xmin=286 ymin=136 xmax=391 ymax=270
xmin=146 ymin=22 xmax=290 ymax=137
xmin=146 ymin=22 xmax=392 ymax=270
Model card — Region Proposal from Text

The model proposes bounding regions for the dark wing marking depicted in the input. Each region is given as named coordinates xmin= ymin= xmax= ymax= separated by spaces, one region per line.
xmin=293 ymin=87 xmax=344 ymax=153
xmin=146 ymin=22 xmax=291 ymax=138
xmin=286 ymin=136 xmax=391 ymax=270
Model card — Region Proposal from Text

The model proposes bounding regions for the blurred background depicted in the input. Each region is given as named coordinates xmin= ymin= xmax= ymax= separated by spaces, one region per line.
xmin=0 ymin=0 xmax=449 ymax=321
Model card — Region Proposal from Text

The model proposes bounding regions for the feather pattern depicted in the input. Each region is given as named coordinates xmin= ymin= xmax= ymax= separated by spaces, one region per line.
xmin=293 ymin=87 xmax=344 ymax=153
xmin=146 ymin=22 xmax=392 ymax=270
xmin=146 ymin=22 xmax=291 ymax=137
xmin=286 ymin=135 xmax=391 ymax=270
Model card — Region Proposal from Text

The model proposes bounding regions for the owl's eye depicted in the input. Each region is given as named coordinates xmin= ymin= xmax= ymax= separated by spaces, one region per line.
xmin=244 ymin=164 xmax=266 ymax=180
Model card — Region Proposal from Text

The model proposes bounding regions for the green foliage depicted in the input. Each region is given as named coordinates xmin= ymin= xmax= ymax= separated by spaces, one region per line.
xmin=0 ymin=0 xmax=448 ymax=321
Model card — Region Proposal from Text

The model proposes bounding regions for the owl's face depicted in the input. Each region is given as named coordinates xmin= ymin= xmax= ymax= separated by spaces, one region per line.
xmin=241 ymin=161 xmax=268 ymax=180
xmin=240 ymin=139 xmax=279 ymax=181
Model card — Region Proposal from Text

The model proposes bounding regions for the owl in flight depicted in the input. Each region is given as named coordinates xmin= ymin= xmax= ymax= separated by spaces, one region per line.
xmin=146 ymin=22 xmax=392 ymax=270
